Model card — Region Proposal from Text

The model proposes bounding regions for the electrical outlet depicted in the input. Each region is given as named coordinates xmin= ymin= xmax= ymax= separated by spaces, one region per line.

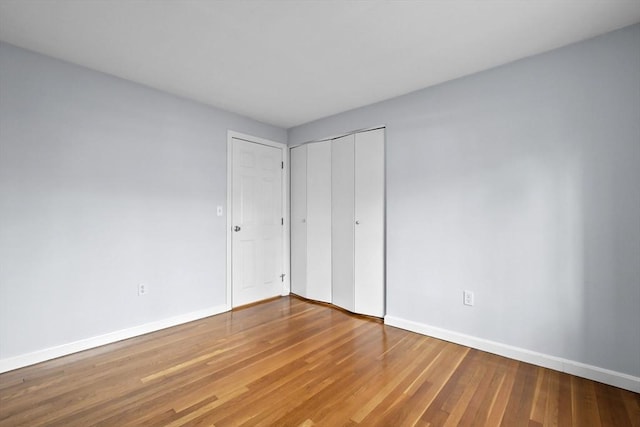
xmin=138 ymin=283 xmax=147 ymax=296
xmin=463 ymin=290 xmax=474 ymax=306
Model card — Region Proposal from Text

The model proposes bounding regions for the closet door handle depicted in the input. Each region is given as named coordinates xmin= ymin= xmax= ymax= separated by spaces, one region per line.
xmin=355 ymin=221 xmax=360 ymax=225
xmin=234 ymin=226 xmax=241 ymax=232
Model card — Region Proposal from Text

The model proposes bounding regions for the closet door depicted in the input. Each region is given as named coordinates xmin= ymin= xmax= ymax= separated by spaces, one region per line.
xmin=290 ymin=145 xmax=307 ymax=297
xmin=354 ymin=129 xmax=385 ymax=317
xmin=306 ymin=141 xmax=332 ymax=302
xmin=331 ymin=134 xmax=356 ymax=312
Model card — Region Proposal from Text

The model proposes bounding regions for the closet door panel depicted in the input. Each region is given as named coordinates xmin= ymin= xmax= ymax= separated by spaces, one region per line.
xmin=331 ymin=134 xmax=355 ymax=312
xmin=306 ymin=141 xmax=332 ymax=302
xmin=354 ymin=129 xmax=385 ymax=317
xmin=290 ymin=145 xmax=307 ymax=297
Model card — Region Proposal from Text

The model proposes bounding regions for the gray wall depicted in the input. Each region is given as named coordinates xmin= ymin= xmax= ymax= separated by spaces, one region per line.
xmin=0 ymin=42 xmax=286 ymax=359
xmin=289 ymin=25 xmax=640 ymax=377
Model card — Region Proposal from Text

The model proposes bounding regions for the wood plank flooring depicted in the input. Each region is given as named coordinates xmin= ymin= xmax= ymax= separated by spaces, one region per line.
xmin=1 ymin=296 xmax=638 ymax=426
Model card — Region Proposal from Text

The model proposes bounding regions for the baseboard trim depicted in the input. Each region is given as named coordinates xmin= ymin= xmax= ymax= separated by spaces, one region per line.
xmin=0 ymin=304 xmax=230 ymax=374
xmin=384 ymin=315 xmax=640 ymax=393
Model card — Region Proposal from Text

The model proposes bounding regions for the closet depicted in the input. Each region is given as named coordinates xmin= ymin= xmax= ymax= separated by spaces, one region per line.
xmin=290 ymin=128 xmax=384 ymax=317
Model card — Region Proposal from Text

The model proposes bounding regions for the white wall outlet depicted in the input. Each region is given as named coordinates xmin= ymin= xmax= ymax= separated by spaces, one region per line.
xmin=138 ymin=283 xmax=147 ymax=296
xmin=463 ymin=290 xmax=474 ymax=306
xmin=217 ymin=206 xmax=223 ymax=216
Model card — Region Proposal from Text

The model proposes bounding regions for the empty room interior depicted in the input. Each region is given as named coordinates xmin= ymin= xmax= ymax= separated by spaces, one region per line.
xmin=0 ymin=1 xmax=639 ymax=426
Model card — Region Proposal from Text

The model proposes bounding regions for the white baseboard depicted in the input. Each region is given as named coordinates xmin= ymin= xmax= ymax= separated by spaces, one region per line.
xmin=0 ymin=304 xmax=230 ymax=374
xmin=384 ymin=315 xmax=640 ymax=393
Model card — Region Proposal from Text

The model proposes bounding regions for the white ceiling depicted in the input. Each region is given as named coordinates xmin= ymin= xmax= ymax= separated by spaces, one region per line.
xmin=1 ymin=1 xmax=639 ymax=129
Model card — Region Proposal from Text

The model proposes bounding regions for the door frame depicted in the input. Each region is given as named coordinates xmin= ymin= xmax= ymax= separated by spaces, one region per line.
xmin=226 ymin=130 xmax=290 ymax=309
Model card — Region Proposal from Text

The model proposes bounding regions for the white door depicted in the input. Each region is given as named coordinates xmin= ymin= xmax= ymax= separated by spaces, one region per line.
xmin=331 ymin=129 xmax=385 ymax=317
xmin=306 ymin=141 xmax=332 ymax=303
xmin=231 ymin=137 xmax=284 ymax=307
xmin=354 ymin=128 xmax=385 ymax=317
xmin=290 ymin=145 xmax=307 ymax=297
xmin=331 ymin=134 xmax=356 ymax=312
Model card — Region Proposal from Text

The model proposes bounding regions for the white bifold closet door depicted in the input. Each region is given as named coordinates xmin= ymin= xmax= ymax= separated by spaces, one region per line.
xmin=290 ymin=145 xmax=307 ymax=297
xmin=332 ymin=128 xmax=385 ymax=317
xmin=353 ymin=129 xmax=385 ymax=317
xmin=331 ymin=134 xmax=356 ymax=312
xmin=306 ymin=142 xmax=332 ymax=302
xmin=290 ymin=142 xmax=332 ymax=302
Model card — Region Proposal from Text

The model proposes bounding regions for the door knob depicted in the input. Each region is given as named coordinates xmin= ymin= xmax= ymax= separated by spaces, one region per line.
xmin=234 ymin=226 xmax=241 ymax=232
xmin=355 ymin=220 xmax=360 ymax=225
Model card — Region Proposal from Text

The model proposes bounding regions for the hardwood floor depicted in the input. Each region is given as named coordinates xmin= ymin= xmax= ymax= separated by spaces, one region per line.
xmin=1 ymin=296 xmax=638 ymax=426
